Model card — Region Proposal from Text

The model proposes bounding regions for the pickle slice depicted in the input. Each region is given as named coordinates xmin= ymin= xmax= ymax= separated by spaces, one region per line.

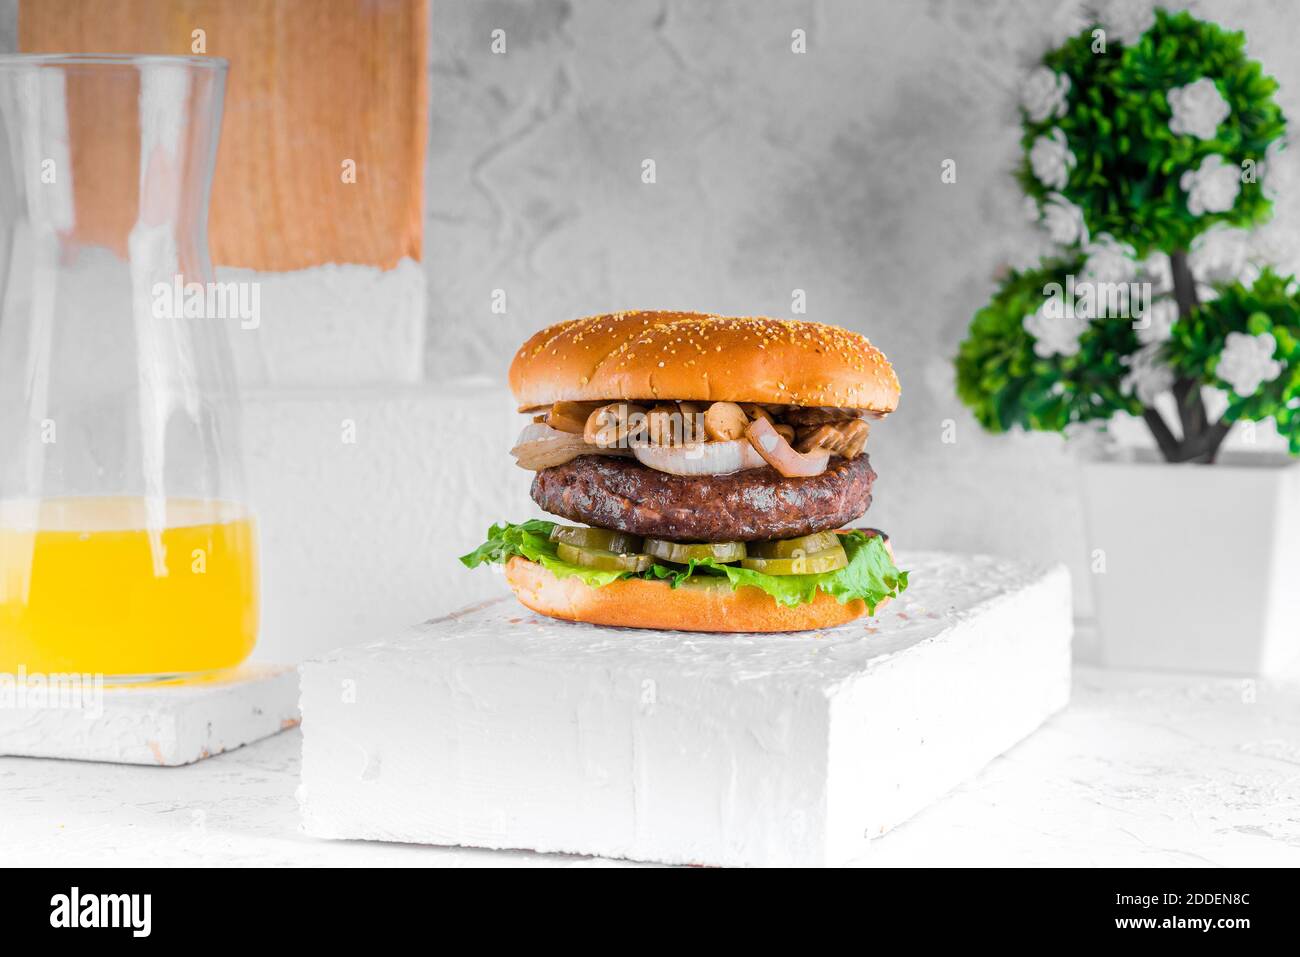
xmin=740 ymin=544 xmax=848 ymax=576
xmin=550 ymin=524 xmax=642 ymax=554
xmin=643 ymin=538 xmax=747 ymax=564
xmin=556 ymin=541 xmax=653 ymax=573
xmin=748 ymin=531 xmax=842 ymax=559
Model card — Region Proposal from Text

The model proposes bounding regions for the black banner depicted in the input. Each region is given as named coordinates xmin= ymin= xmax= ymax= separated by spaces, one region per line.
xmin=0 ymin=866 xmax=1288 ymax=944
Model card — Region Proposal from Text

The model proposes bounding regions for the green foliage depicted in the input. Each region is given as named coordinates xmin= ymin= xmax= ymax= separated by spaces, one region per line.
xmin=459 ymin=518 xmax=627 ymax=587
xmin=1166 ymin=270 xmax=1300 ymax=451
xmin=960 ymin=7 xmax=1294 ymax=453
xmin=460 ymin=521 xmax=910 ymax=611
xmin=1020 ymin=8 xmax=1285 ymax=258
xmin=956 ymin=258 xmax=1144 ymax=434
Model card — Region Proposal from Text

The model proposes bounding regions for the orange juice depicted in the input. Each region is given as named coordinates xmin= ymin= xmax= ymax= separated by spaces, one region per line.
xmin=0 ymin=497 xmax=258 ymax=676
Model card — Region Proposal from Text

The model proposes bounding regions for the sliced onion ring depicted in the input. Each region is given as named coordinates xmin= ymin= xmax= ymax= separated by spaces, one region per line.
xmin=632 ymin=438 xmax=766 ymax=476
xmin=745 ymin=416 xmax=830 ymax=478
xmin=513 ymin=422 xmax=568 ymax=446
xmin=511 ymin=422 xmax=629 ymax=471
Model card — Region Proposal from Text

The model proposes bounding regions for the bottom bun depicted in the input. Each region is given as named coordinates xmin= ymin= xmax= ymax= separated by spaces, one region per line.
xmin=504 ymin=556 xmax=884 ymax=633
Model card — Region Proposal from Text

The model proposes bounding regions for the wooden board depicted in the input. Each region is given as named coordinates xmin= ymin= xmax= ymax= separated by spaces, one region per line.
xmin=19 ymin=0 xmax=427 ymax=272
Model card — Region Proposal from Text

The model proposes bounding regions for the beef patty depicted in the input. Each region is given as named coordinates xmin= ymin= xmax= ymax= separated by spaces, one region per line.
xmin=530 ymin=454 xmax=876 ymax=542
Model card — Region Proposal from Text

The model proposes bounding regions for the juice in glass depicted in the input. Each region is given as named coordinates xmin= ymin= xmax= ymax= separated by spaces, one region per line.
xmin=0 ymin=497 xmax=258 ymax=677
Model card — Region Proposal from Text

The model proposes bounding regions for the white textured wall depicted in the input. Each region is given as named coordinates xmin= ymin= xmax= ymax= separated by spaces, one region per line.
xmin=4 ymin=2 xmax=1299 ymax=653
xmin=425 ymin=0 xmax=1300 ymax=619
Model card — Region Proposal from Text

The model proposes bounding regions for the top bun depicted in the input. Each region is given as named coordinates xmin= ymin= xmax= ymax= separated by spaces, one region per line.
xmin=509 ymin=310 xmax=900 ymax=412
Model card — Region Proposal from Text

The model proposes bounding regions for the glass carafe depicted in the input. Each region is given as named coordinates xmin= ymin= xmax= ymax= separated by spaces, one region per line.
xmin=0 ymin=55 xmax=257 ymax=680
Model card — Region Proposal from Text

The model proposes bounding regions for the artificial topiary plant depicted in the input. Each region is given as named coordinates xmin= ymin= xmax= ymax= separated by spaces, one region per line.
xmin=1166 ymin=268 xmax=1300 ymax=454
xmin=957 ymin=5 xmax=1296 ymax=463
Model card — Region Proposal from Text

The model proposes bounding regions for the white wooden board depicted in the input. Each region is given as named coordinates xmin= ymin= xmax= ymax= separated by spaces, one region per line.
xmin=299 ymin=552 xmax=1072 ymax=866
xmin=0 ymin=664 xmax=299 ymax=766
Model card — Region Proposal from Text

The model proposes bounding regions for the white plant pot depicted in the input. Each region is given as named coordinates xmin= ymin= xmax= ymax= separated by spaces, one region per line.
xmin=1081 ymin=452 xmax=1300 ymax=676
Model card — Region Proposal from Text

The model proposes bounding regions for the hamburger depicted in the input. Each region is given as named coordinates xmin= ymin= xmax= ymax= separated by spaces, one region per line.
xmin=461 ymin=310 xmax=908 ymax=632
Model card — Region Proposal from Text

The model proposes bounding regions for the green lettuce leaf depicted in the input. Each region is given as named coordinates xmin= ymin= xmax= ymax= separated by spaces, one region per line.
xmin=461 ymin=521 xmax=909 ymax=613
xmin=458 ymin=519 xmax=625 ymax=587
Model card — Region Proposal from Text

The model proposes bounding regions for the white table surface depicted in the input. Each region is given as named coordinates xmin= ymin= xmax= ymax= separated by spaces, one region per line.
xmin=4 ymin=664 xmax=1299 ymax=868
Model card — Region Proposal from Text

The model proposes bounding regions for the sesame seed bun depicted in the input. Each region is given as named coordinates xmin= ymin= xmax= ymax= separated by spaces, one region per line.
xmin=508 ymin=310 xmax=900 ymax=413
xmin=504 ymin=556 xmax=879 ymax=632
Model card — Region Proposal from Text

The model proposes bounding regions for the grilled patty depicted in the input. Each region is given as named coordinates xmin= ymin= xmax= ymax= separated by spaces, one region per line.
xmin=530 ymin=454 xmax=876 ymax=542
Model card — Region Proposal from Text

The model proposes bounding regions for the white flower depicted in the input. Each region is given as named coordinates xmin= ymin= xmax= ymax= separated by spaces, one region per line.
xmin=1021 ymin=67 xmax=1071 ymax=123
xmin=1251 ymin=218 xmax=1300 ymax=275
xmin=1188 ymin=224 xmax=1254 ymax=283
xmin=1167 ymin=78 xmax=1231 ymax=140
xmin=1188 ymin=223 xmax=1273 ymax=285
xmin=1140 ymin=253 xmax=1173 ymax=293
xmin=1180 ymin=154 xmax=1241 ymax=216
xmin=1082 ymin=233 xmax=1137 ymax=283
xmin=1022 ymin=195 xmax=1042 ymax=223
xmin=1030 ymin=127 xmax=1075 ymax=190
xmin=1007 ymin=243 xmax=1052 ymax=273
xmin=1261 ymin=138 xmax=1298 ymax=202
xmin=1217 ymin=331 xmax=1282 ymax=396
xmin=1122 ymin=344 xmax=1174 ymax=405
xmin=1135 ymin=297 xmax=1178 ymax=345
xmin=1069 ymin=234 xmax=1138 ymax=319
xmin=1041 ymin=192 xmax=1088 ymax=245
xmin=1023 ymin=302 xmax=1089 ymax=358
xmin=1097 ymin=0 xmax=1156 ymax=47
xmin=1239 ymin=262 xmax=1263 ymax=286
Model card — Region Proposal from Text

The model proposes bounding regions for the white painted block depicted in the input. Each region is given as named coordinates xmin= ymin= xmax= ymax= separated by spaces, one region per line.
xmin=1082 ymin=454 xmax=1300 ymax=676
xmin=0 ymin=664 xmax=299 ymax=766
xmin=299 ymin=553 xmax=1072 ymax=866
xmin=224 ymin=258 xmax=425 ymax=388
xmin=243 ymin=380 xmax=543 ymax=664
